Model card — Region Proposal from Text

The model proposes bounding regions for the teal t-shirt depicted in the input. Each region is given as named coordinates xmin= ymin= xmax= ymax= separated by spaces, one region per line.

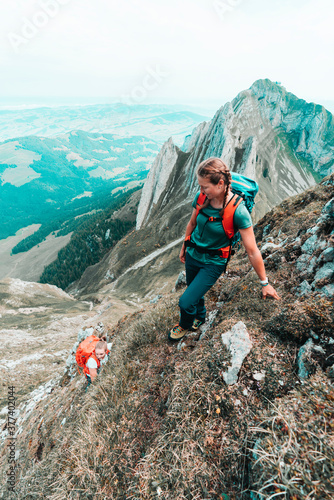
xmin=187 ymin=191 xmax=253 ymax=265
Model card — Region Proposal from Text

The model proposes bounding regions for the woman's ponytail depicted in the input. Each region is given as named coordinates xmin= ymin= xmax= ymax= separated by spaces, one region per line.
xmin=219 ymin=171 xmax=232 ymax=217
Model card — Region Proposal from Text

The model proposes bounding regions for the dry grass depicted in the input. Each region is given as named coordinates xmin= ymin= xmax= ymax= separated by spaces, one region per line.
xmin=1 ymin=265 xmax=333 ymax=500
xmin=249 ymin=370 xmax=334 ymax=500
xmin=1 ymin=288 xmax=333 ymax=500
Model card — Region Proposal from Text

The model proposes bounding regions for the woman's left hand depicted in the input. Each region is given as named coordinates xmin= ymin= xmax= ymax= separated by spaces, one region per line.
xmin=262 ymin=284 xmax=280 ymax=300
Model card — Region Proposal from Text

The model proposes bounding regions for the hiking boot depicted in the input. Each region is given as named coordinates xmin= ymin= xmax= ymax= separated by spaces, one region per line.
xmin=191 ymin=318 xmax=205 ymax=331
xmin=168 ymin=324 xmax=187 ymax=341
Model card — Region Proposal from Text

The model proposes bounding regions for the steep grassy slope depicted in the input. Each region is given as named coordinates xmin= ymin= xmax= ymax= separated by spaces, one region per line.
xmin=0 ymin=177 xmax=333 ymax=499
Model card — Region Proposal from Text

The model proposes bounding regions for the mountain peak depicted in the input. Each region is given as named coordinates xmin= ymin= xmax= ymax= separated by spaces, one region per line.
xmin=250 ymin=78 xmax=284 ymax=91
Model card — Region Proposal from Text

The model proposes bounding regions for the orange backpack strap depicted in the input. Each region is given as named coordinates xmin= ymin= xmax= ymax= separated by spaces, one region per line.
xmin=195 ymin=192 xmax=207 ymax=217
xmin=195 ymin=192 xmax=242 ymax=240
xmin=222 ymin=193 xmax=243 ymax=239
xmin=83 ymin=353 xmax=101 ymax=376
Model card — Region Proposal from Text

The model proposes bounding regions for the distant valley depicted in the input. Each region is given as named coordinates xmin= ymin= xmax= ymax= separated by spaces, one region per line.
xmin=0 ymin=102 xmax=210 ymax=145
xmin=0 ymin=131 xmax=160 ymax=241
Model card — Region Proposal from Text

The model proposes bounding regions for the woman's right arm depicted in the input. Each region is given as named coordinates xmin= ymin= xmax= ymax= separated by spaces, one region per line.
xmin=179 ymin=208 xmax=197 ymax=263
xmin=89 ymin=367 xmax=98 ymax=381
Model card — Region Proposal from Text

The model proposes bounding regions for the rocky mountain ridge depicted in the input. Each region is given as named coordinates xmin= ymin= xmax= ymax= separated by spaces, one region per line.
xmin=137 ymin=79 xmax=333 ymax=231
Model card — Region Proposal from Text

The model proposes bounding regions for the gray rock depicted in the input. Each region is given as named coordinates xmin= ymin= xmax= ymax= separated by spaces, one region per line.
xmin=321 ymin=197 xmax=334 ymax=218
xmin=260 ymin=242 xmax=281 ymax=253
xmin=77 ymin=327 xmax=94 ymax=343
xmin=66 ymin=352 xmax=76 ymax=368
xmin=326 ymin=365 xmax=334 ymax=379
xmin=292 ymin=236 xmax=302 ymax=249
xmin=307 ymin=256 xmax=317 ymax=273
xmin=150 ymin=294 xmax=162 ymax=304
xmin=296 ymin=280 xmax=312 ymax=296
xmin=301 ymin=234 xmax=319 ymax=255
xmin=220 ymin=321 xmax=253 ymax=385
xmin=320 ymin=246 xmax=334 ymax=263
xmin=318 ymin=239 xmax=328 ymax=251
xmin=297 ymin=339 xmax=325 ymax=379
xmin=306 ymin=226 xmax=317 ymax=235
xmin=199 ymin=309 xmax=218 ymax=337
xmin=296 ymin=254 xmax=312 ymax=272
xmin=177 ymin=341 xmax=187 ymax=351
xmin=104 ymin=270 xmax=115 ymax=280
xmin=321 ymin=283 xmax=334 ymax=298
xmin=313 ymin=262 xmax=334 ymax=284
xmin=313 ymin=198 xmax=334 ymax=229
xmin=297 ymin=339 xmax=314 ymax=379
xmin=263 ymin=224 xmax=271 ymax=237
xmin=175 ymin=271 xmax=187 ymax=290
xmin=95 ymin=322 xmax=105 ymax=335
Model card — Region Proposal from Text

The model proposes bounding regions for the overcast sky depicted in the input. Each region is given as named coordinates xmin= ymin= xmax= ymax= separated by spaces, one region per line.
xmin=1 ymin=0 xmax=333 ymax=110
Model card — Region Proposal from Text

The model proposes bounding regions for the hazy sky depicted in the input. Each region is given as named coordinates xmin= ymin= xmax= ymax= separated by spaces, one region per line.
xmin=1 ymin=0 xmax=333 ymax=109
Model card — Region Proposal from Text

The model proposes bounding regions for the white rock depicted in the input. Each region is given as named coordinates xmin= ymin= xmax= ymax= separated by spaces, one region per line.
xmin=260 ymin=242 xmax=281 ymax=253
xmin=221 ymin=321 xmax=253 ymax=385
xmin=200 ymin=309 xmax=218 ymax=336
xmin=253 ymin=371 xmax=266 ymax=381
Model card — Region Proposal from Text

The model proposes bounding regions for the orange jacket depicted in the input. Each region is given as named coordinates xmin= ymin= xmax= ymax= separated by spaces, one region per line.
xmin=83 ymin=350 xmax=110 ymax=377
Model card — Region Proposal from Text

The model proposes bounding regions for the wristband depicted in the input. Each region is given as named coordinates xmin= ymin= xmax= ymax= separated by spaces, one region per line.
xmin=261 ymin=283 xmax=269 ymax=287
xmin=260 ymin=277 xmax=268 ymax=285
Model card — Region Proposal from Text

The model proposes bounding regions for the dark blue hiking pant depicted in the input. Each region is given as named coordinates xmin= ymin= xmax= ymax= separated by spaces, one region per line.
xmin=179 ymin=252 xmax=226 ymax=329
xmin=85 ymin=374 xmax=92 ymax=392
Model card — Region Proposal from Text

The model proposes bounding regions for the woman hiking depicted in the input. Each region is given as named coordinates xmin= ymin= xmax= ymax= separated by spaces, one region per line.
xmin=168 ymin=157 xmax=280 ymax=341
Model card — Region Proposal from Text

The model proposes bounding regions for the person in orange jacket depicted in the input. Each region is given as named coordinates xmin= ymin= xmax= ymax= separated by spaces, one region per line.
xmin=84 ymin=338 xmax=111 ymax=387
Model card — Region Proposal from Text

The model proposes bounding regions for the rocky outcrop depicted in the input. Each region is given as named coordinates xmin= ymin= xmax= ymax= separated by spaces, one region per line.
xmin=294 ymin=194 xmax=334 ymax=298
xmin=249 ymin=79 xmax=334 ymax=176
xmin=136 ymin=137 xmax=179 ymax=229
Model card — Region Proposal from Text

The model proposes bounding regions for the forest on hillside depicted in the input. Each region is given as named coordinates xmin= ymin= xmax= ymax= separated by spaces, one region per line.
xmin=10 ymin=183 xmax=143 ymax=254
xmin=39 ymin=189 xmax=139 ymax=289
